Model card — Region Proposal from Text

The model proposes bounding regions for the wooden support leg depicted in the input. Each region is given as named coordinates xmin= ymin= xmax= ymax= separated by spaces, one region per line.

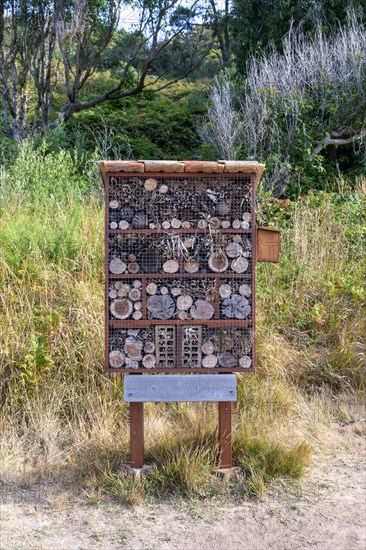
xmin=130 ymin=402 xmax=144 ymax=468
xmin=219 ymin=401 xmax=232 ymax=469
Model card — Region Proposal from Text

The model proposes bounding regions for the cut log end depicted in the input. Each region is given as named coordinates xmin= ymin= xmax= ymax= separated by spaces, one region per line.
xmin=119 ymin=220 xmax=129 ymax=230
xmin=147 ymin=295 xmax=175 ymax=320
xmin=124 ymin=337 xmax=143 ymax=359
xmin=198 ymin=219 xmax=208 ymax=229
xmin=222 ymin=294 xmax=251 ymax=319
xmin=144 ymin=178 xmax=158 ymax=191
xmin=171 ymin=218 xmax=182 ymax=229
xmin=219 ymin=284 xmax=232 ymax=299
xmin=190 ymin=299 xmax=214 ymax=320
xmin=239 ymin=356 xmax=252 ymax=368
xmin=109 ymin=258 xmax=126 ymax=274
xmin=144 ymin=341 xmax=155 ymax=353
xmin=177 ymin=294 xmax=193 ymax=311
xmin=226 ymin=242 xmax=243 ymax=258
xmin=208 ymin=252 xmax=229 ymax=273
xmin=201 ymin=340 xmax=215 ymax=355
xmin=202 ymin=354 xmax=218 ymax=368
xmin=231 ymin=257 xmax=249 ymax=274
xmin=146 ymin=282 xmax=158 ymax=295
xmin=129 ymin=288 xmax=141 ymax=301
xmin=142 ymin=354 xmax=156 ymax=369
xmin=218 ymin=353 xmax=237 ymax=368
xmin=110 ymin=298 xmax=133 ymax=320
xmin=239 ymin=284 xmax=251 ymax=297
xmin=125 ymin=358 xmax=139 ymax=369
xmin=163 ymin=260 xmax=179 ymax=273
xmin=184 ymin=259 xmax=199 ymax=273
xmin=109 ymin=350 xmax=125 ymax=368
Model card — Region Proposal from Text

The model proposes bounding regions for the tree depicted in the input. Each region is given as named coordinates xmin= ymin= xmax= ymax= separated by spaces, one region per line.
xmin=206 ymin=0 xmax=232 ymax=68
xmin=0 ymin=1 xmax=62 ymax=140
xmin=0 ymin=0 xmax=207 ymax=140
xmin=197 ymin=71 xmax=242 ymax=159
xmin=232 ymin=0 xmax=365 ymax=74
xmin=199 ymin=9 xmax=366 ymax=195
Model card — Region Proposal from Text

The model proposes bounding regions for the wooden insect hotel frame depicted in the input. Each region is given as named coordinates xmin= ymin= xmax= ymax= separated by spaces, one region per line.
xmin=99 ymin=159 xmax=280 ymax=469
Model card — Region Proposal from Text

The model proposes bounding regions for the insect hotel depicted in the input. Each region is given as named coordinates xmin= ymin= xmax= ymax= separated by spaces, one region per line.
xmin=99 ymin=160 xmax=280 ymax=470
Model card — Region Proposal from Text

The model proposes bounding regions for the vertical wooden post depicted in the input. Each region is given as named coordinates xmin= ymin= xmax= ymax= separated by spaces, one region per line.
xmin=130 ymin=402 xmax=144 ymax=468
xmin=218 ymin=401 xmax=232 ymax=469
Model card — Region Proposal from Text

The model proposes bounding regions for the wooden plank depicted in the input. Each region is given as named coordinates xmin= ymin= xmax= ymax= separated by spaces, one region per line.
xmin=130 ymin=402 xmax=144 ymax=468
xmin=108 ymin=272 xmax=252 ymax=279
xmin=109 ymin=228 xmax=251 ymax=234
xmin=124 ymin=374 xmax=236 ymax=402
xmin=256 ymin=226 xmax=280 ymax=263
xmin=110 ymin=319 xmax=252 ymax=328
xmin=219 ymin=401 xmax=232 ymax=468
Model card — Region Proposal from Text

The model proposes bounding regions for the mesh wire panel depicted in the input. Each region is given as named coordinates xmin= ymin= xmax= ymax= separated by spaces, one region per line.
xmin=105 ymin=173 xmax=255 ymax=372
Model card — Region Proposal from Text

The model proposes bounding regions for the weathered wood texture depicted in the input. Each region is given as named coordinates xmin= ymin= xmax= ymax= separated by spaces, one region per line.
xmin=256 ymin=227 xmax=280 ymax=263
xmin=130 ymin=401 xmax=144 ymax=468
xmin=124 ymin=374 xmax=236 ymax=402
xmin=219 ymin=401 xmax=233 ymax=468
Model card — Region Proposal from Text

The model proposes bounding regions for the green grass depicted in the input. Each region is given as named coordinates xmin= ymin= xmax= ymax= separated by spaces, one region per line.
xmin=233 ymin=437 xmax=311 ymax=497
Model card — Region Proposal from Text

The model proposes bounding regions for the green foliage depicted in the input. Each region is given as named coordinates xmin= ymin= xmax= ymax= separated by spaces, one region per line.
xmin=232 ymin=0 xmax=365 ymax=74
xmin=257 ymin=187 xmax=366 ymax=390
xmin=233 ymin=437 xmax=311 ymax=497
xmin=66 ymin=81 xmax=208 ymax=160
xmin=0 ymin=140 xmax=97 ymax=203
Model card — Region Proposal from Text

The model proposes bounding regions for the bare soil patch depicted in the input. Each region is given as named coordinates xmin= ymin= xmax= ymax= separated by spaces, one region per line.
xmin=1 ymin=448 xmax=365 ymax=550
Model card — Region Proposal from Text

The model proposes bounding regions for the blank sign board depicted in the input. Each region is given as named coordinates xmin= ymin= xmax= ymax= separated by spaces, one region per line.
xmin=124 ymin=374 xmax=236 ymax=402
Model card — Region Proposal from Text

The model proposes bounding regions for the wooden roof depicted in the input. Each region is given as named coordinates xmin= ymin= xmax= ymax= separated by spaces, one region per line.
xmin=98 ymin=160 xmax=265 ymax=185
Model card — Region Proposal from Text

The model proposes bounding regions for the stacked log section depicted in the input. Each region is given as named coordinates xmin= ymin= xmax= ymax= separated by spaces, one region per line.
xmin=147 ymin=294 xmax=175 ymax=320
xmin=109 ymin=280 xmax=145 ymax=320
xmin=222 ymin=295 xmax=251 ymax=320
xmin=109 ymin=328 xmax=158 ymax=370
xmin=219 ymin=279 xmax=252 ymax=320
xmin=109 ymin=232 xmax=251 ymax=274
xmin=145 ymin=280 xmax=217 ymax=320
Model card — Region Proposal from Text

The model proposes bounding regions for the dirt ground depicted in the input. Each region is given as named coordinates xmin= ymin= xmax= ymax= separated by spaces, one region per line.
xmin=1 ymin=446 xmax=365 ymax=550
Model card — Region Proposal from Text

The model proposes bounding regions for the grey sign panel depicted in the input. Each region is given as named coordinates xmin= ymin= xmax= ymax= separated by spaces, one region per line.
xmin=124 ymin=374 xmax=236 ymax=402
